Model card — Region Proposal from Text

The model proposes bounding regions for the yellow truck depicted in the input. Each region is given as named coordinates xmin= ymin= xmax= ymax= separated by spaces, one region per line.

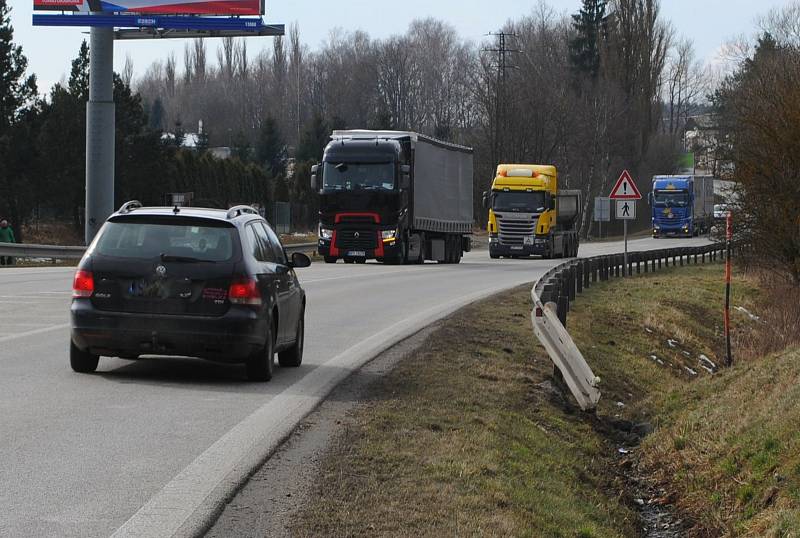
xmin=483 ymin=164 xmax=581 ymax=259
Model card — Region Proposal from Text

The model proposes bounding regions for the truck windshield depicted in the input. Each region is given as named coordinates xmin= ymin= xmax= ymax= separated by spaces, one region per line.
xmin=493 ymin=192 xmax=546 ymax=213
xmin=322 ymin=162 xmax=395 ymax=191
xmin=653 ymin=192 xmax=690 ymax=207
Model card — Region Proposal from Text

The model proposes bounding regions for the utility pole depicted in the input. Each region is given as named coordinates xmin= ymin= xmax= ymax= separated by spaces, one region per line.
xmin=484 ymin=32 xmax=518 ymax=166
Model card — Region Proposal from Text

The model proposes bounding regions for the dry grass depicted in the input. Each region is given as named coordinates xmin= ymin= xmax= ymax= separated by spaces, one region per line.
xmin=21 ymin=220 xmax=82 ymax=245
xmin=291 ymin=262 xmax=800 ymax=537
xmin=564 ymin=263 xmax=800 ymax=536
xmin=291 ymin=288 xmax=638 ymax=538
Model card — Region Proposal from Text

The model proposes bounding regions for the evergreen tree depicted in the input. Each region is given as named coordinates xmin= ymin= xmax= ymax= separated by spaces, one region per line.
xmin=68 ymin=40 xmax=89 ymax=102
xmin=296 ymin=114 xmax=329 ymax=163
xmin=256 ymin=116 xmax=286 ymax=176
xmin=0 ymin=0 xmax=36 ymax=134
xmin=569 ymin=0 xmax=608 ymax=78
xmin=148 ymin=97 xmax=165 ymax=131
xmin=231 ymin=130 xmax=252 ymax=162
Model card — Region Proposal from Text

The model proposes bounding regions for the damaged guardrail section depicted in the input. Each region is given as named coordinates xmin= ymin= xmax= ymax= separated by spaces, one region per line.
xmin=531 ymin=243 xmax=728 ymax=412
xmin=0 ymin=242 xmax=317 ymax=263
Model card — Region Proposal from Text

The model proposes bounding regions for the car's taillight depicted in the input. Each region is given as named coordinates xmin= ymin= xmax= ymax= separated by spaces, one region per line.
xmin=228 ymin=279 xmax=262 ymax=306
xmin=72 ymin=270 xmax=94 ymax=298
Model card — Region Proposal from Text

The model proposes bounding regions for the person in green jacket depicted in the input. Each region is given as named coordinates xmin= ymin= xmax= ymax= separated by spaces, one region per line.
xmin=0 ymin=220 xmax=15 ymax=266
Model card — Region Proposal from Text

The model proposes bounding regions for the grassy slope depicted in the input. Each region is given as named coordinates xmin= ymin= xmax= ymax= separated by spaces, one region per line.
xmin=293 ymin=288 xmax=638 ymax=537
xmin=292 ymin=263 xmax=799 ymax=537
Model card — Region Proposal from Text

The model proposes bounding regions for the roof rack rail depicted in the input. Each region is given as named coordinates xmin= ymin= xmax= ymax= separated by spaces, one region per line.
xmin=226 ymin=205 xmax=260 ymax=219
xmin=118 ymin=200 xmax=143 ymax=214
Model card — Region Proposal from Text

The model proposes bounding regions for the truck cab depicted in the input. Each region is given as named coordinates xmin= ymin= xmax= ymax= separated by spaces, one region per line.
xmin=650 ymin=175 xmax=714 ymax=238
xmin=313 ymin=137 xmax=407 ymax=264
xmin=485 ymin=164 xmax=579 ymax=259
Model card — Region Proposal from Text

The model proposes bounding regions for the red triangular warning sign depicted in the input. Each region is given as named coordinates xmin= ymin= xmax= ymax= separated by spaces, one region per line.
xmin=609 ymin=170 xmax=642 ymax=200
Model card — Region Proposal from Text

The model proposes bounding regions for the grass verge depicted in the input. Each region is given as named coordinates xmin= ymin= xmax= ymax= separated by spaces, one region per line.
xmin=292 ymin=263 xmax=800 ymax=537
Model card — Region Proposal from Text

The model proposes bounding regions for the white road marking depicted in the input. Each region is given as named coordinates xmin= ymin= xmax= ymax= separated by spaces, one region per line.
xmin=0 ymin=323 xmax=70 ymax=344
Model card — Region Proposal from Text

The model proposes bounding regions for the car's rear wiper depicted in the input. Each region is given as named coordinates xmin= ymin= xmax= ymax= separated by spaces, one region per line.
xmin=160 ymin=253 xmax=211 ymax=263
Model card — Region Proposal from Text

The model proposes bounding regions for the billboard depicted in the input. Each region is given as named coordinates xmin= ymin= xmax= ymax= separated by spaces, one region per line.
xmin=33 ymin=0 xmax=263 ymax=16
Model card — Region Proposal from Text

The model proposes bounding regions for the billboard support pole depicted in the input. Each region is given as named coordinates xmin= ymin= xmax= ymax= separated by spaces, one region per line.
xmin=85 ymin=22 xmax=115 ymax=245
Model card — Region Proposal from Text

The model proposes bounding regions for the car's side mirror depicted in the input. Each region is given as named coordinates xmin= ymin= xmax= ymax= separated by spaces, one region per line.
xmin=290 ymin=252 xmax=312 ymax=268
xmin=400 ymin=165 xmax=411 ymax=189
xmin=482 ymin=191 xmax=489 ymax=209
xmin=310 ymin=164 xmax=319 ymax=191
xmin=648 ymin=192 xmax=653 ymax=206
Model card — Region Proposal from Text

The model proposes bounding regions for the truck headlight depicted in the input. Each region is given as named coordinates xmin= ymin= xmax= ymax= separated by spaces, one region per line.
xmin=319 ymin=227 xmax=333 ymax=240
xmin=381 ymin=229 xmax=396 ymax=241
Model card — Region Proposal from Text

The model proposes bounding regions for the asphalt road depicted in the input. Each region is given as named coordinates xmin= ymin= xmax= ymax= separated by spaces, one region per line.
xmin=0 ymin=237 xmax=709 ymax=537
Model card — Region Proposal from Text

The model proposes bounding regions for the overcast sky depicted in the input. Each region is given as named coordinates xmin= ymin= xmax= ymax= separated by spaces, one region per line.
xmin=9 ymin=0 xmax=791 ymax=92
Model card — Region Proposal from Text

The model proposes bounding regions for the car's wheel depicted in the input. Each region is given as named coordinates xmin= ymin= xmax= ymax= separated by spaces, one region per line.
xmin=490 ymin=252 xmax=500 ymax=259
xmin=279 ymin=308 xmax=304 ymax=368
xmin=324 ymin=256 xmax=337 ymax=264
xmin=70 ymin=340 xmax=99 ymax=373
xmin=246 ymin=318 xmax=275 ymax=382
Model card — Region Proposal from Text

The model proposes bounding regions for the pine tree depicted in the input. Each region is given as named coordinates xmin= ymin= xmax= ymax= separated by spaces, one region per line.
xmin=256 ymin=116 xmax=286 ymax=176
xmin=296 ymin=114 xmax=329 ymax=163
xmin=0 ymin=0 xmax=37 ymax=133
xmin=569 ymin=0 xmax=608 ymax=78
xmin=148 ymin=97 xmax=165 ymax=131
xmin=68 ymin=40 xmax=89 ymax=102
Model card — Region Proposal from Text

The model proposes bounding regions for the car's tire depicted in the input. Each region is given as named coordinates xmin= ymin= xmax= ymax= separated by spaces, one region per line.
xmin=324 ymin=256 xmax=337 ymax=264
xmin=70 ymin=341 xmax=99 ymax=373
xmin=246 ymin=319 xmax=275 ymax=382
xmin=279 ymin=309 xmax=304 ymax=368
xmin=490 ymin=252 xmax=500 ymax=259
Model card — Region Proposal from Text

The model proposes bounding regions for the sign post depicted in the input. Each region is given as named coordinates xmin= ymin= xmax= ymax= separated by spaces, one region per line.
xmin=593 ymin=197 xmax=610 ymax=238
xmin=609 ymin=170 xmax=642 ymax=276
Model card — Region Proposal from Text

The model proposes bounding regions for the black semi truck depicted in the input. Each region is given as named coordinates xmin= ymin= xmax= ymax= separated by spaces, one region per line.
xmin=312 ymin=130 xmax=473 ymax=264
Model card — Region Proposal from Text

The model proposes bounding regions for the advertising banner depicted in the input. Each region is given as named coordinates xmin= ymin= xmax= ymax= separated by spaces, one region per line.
xmin=34 ymin=0 xmax=262 ymax=16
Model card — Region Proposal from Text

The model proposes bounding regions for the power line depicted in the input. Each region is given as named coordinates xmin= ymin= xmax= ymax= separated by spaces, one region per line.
xmin=484 ymin=32 xmax=520 ymax=165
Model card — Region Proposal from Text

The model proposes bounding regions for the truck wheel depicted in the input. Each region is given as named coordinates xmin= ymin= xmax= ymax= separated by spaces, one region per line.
xmin=70 ymin=341 xmax=99 ymax=373
xmin=355 ymin=258 xmax=366 ymax=264
xmin=324 ymin=256 xmax=337 ymax=264
xmin=344 ymin=258 xmax=355 ymax=264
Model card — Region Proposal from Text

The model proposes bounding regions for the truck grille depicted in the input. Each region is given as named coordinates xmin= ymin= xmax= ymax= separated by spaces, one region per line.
xmin=497 ymin=214 xmax=537 ymax=245
xmin=336 ymin=230 xmax=377 ymax=250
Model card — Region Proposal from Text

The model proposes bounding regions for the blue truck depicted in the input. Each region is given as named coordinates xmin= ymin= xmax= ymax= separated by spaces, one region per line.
xmin=650 ymin=175 xmax=715 ymax=238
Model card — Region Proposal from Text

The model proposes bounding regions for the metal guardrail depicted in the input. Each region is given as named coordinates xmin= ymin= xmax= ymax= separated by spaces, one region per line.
xmin=0 ymin=242 xmax=318 ymax=262
xmin=530 ymin=243 xmax=728 ymax=412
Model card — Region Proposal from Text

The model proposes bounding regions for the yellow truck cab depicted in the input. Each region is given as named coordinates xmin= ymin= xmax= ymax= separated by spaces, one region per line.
xmin=483 ymin=164 xmax=581 ymax=259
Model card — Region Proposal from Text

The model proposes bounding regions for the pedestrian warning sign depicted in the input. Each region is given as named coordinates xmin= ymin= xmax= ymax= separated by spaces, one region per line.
xmin=616 ymin=200 xmax=636 ymax=220
xmin=609 ymin=170 xmax=642 ymax=200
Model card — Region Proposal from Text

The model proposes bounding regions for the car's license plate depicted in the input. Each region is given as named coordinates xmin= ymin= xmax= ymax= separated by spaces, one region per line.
xmin=511 ymin=246 xmax=523 ymax=251
xmin=347 ymin=250 xmax=366 ymax=257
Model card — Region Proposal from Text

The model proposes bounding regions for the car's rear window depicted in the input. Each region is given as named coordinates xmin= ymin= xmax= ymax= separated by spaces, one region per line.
xmin=94 ymin=218 xmax=236 ymax=262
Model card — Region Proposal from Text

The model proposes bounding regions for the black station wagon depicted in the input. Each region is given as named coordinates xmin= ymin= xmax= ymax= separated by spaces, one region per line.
xmin=70 ymin=201 xmax=311 ymax=381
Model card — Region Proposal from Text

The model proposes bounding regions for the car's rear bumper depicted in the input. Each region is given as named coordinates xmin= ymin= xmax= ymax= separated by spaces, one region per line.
xmin=70 ymin=299 xmax=267 ymax=363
